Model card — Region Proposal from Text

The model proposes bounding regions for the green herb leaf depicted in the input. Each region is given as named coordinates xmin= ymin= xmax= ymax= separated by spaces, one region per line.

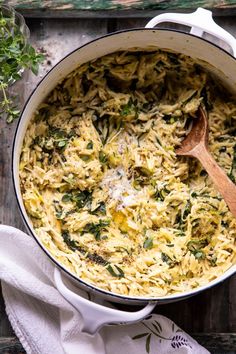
xmin=161 ymin=252 xmax=176 ymax=267
xmin=56 ymin=210 xmax=63 ymax=220
xmin=194 ymin=251 xmax=206 ymax=260
xmin=166 ymin=243 xmax=174 ymax=247
xmin=209 ymin=255 xmax=217 ymax=266
xmin=80 ymin=154 xmax=90 ymax=161
xmin=153 ymin=186 xmax=170 ymax=201
xmin=62 ymin=230 xmax=78 ymax=251
xmin=161 ymin=252 xmax=170 ymax=263
xmin=163 ymin=115 xmax=176 ymax=124
xmin=187 ymin=238 xmax=208 ymax=260
xmin=120 ymin=100 xmax=133 ymax=116
xmin=182 ymin=200 xmax=191 ymax=221
xmin=106 ymin=264 xmax=124 ymax=278
xmin=228 ymin=144 xmax=236 ymax=183
xmin=143 ymin=237 xmax=153 ymax=249
xmin=57 ymin=140 xmax=68 ymax=148
xmin=91 ymin=202 xmax=106 ymax=215
xmin=82 ymin=219 xmax=110 ymax=240
xmin=72 ymin=190 xmax=92 ymax=209
xmin=99 ymin=151 xmax=107 ymax=164
xmin=62 ymin=193 xmax=72 ymax=203
xmin=49 ymin=128 xmax=67 ymax=139
xmin=86 ymin=141 xmax=93 ymax=149
xmin=187 ymin=238 xmax=208 ymax=252
xmin=191 ymin=192 xmax=198 ymax=198
xmin=0 ymin=10 xmax=44 ymax=122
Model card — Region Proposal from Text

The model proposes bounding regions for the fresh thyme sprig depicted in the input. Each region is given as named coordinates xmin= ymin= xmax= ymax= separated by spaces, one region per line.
xmin=0 ymin=7 xmax=44 ymax=123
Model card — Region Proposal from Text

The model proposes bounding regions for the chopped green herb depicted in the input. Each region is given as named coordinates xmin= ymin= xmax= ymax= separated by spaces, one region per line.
xmin=187 ymin=238 xmax=208 ymax=252
xmin=86 ymin=141 xmax=93 ymax=149
xmin=82 ymin=219 xmax=110 ymax=240
xmin=80 ymin=154 xmax=90 ymax=161
xmin=73 ymin=190 xmax=92 ymax=209
xmin=61 ymin=231 xmax=110 ymax=267
xmin=91 ymin=202 xmax=106 ymax=215
xmin=106 ymin=264 xmax=124 ymax=278
xmin=155 ymin=136 xmax=162 ymax=146
xmin=53 ymin=200 xmax=64 ymax=219
xmin=209 ymin=255 xmax=217 ymax=266
xmin=61 ymin=230 xmax=124 ymax=278
xmin=87 ymin=252 xmax=107 ymax=266
xmin=45 ymin=128 xmax=69 ymax=150
xmin=68 ymin=129 xmax=77 ymax=138
xmin=55 ymin=210 xmax=63 ymax=219
xmin=166 ymin=244 xmax=174 ymax=247
xmin=194 ymin=250 xmax=206 ymax=260
xmin=221 ymin=220 xmax=229 ymax=228
xmin=62 ymin=190 xmax=92 ymax=209
xmin=182 ymin=200 xmax=191 ymax=221
xmin=228 ymin=144 xmax=236 ymax=183
xmin=43 ymin=138 xmax=54 ymax=151
xmin=175 ymin=230 xmax=185 ymax=237
xmin=120 ymin=100 xmax=133 ymax=116
xmin=62 ymin=193 xmax=72 ymax=203
xmin=187 ymin=238 xmax=208 ymax=260
xmin=161 ymin=252 xmax=176 ymax=267
xmin=153 ymin=186 xmax=170 ymax=201
xmin=57 ymin=140 xmax=67 ymax=148
xmin=49 ymin=128 xmax=67 ymax=139
xmin=163 ymin=115 xmax=176 ymax=124
xmin=99 ymin=151 xmax=107 ymax=164
xmin=62 ymin=230 xmax=78 ymax=251
xmin=143 ymin=237 xmax=153 ymax=249
xmin=191 ymin=192 xmax=198 ymax=198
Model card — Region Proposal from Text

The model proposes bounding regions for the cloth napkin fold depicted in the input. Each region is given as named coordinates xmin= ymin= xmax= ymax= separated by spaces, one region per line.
xmin=0 ymin=225 xmax=209 ymax=354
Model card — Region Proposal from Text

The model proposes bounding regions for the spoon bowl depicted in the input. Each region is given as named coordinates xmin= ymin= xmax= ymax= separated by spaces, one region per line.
xmin=176 ymin=106 xmax=236 ymax=217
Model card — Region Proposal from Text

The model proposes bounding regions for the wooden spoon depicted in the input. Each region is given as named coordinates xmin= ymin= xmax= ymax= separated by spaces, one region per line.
xmin=176 ymin=106 xmax=236 ymax=217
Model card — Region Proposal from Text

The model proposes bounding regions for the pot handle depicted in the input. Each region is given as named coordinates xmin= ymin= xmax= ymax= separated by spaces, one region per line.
xmin=145 ymin=7 xmax=236 ymax=57
xmin=54 ymin=268 xmax=156 ymax=335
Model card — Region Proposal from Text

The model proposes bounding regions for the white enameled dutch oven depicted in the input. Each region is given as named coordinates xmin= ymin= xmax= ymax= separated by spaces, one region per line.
xmin=13 ymin=8 xmax=236 ymax=335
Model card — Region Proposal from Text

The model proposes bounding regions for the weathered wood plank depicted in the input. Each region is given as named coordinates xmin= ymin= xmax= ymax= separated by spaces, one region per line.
xmin=1 ymin=334 xmax=236 ymax=353
xmin=23 ymin=18 xmax=108 ymax=99
xmin=6 ymin=0 xmax=236 ymax=17
xmin=0 ymin=338 xmax=26 ymax=353
xmin=0 ymin=285 xmax=14 ymax=339
xmin=192 ymin=333 xmax=236 ymax=353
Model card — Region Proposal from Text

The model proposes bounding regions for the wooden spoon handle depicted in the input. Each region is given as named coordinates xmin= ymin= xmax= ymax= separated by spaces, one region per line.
xmin=195 ymin=144 xmax=236 ymax=217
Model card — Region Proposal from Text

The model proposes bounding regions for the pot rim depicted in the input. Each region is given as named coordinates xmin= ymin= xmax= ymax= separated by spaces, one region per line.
xmin=12 ymin=27 xmax=236 ymax=303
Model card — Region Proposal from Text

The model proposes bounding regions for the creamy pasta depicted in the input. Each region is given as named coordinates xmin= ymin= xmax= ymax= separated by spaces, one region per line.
xmin=20 ymin=50 xmax=236 ymax=297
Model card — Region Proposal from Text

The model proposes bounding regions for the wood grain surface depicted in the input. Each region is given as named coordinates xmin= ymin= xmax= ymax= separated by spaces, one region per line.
xmin=1 ymin=333 xmax=236 ymax=354
xmin=0 ymin=15 xmax=236 ymax=353
xmin=5 ymin=0 xmax=236 ymax=17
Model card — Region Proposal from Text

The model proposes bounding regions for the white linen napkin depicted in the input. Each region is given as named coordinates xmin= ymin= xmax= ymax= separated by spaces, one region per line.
xmin=0 ymin=225 xmax=209 ymax=354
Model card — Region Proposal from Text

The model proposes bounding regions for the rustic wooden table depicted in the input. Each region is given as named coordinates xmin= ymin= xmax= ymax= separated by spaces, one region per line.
xmin=1 ymin=6 xmax=236 ymax=354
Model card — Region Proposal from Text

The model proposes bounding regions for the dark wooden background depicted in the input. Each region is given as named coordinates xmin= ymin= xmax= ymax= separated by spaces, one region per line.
xmin=0 ymin=4 xmax=236 ymax=354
